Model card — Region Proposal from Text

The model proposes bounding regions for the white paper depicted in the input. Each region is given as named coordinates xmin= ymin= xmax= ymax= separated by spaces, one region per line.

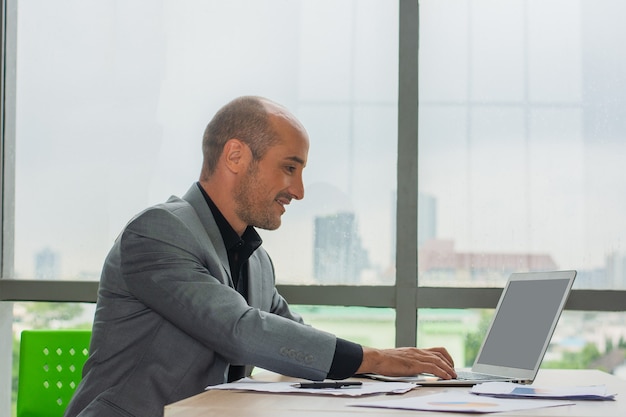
xmin=350 ymin=391 xmax=574 ymax=413
xmin=205 ymin=378 xmax=417 ymax=396
xmin=471 ymin=381 xmax=616 ymax=400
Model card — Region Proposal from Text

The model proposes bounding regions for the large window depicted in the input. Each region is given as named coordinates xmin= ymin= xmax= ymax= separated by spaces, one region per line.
xmin=417 ymin=0 xmax=626 ymax=374
xmin=10 ymin=0 xmax=398 ymax=286
xmin=418 ymin=0 xmax=626 ymax=290
xmin=3 ymin=2 xmax=400 ymax=413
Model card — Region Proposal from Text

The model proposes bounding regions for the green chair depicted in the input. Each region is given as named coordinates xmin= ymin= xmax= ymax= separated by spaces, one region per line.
xmin=17 ymin=329 xmax=91 ymax=417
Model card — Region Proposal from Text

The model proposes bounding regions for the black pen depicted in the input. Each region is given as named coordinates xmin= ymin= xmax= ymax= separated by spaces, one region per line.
xmin=291 ymin=381 xmax=363 ymax=389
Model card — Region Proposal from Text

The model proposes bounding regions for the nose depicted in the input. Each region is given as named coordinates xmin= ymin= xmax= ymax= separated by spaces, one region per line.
xmin=290 ymin=174 xmax=305 ymax=201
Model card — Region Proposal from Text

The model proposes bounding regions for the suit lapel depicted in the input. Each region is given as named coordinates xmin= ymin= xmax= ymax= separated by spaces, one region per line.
xmin=182 ymin=184 xmax=234 ymax=286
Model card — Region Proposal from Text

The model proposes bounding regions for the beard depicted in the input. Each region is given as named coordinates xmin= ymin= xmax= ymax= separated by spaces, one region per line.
xmin=233 ymin=163 xmax=283 ymax=231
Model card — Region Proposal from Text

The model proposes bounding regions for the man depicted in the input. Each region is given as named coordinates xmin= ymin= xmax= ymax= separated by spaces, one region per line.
xmin=64 ymin=96 xmax=456 ymax=417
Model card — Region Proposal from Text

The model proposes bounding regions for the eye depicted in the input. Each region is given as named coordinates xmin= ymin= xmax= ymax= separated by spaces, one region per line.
xmin=285 ymin=165 xmax=297 ymax=174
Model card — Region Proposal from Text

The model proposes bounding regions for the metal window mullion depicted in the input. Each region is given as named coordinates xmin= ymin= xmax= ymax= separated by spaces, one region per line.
xmin=1 ymin=0 xmax=16 ymax=281
xmin=395 ymin=0 xmax=420 ymax=348
xmin=0 ymin=1 xmax=17 ymax=415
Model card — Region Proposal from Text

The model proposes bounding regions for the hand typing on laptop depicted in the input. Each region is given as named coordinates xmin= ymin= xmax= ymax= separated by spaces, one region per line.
xmin=356 ymin=346 xmax=457 ymax=380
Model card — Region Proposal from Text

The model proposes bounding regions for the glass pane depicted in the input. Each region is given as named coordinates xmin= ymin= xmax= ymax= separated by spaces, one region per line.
xmin=290 ymin=306 xmax=395 ymax=348
xmin=12 ymin=0 xmax=398 ymax=285
xmin=418 ymin=309 xmax=626 ymax=378
xmin=418 ymin=0 xmax=626 ymax=289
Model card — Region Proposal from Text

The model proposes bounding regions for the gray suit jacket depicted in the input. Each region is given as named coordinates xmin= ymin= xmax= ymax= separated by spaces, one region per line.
xmin=64 ymin=184 xmax=337 ymax=417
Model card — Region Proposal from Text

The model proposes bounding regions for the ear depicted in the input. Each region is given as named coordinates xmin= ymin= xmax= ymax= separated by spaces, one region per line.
xmin=222 ymin=139 xmax=251 ymax=174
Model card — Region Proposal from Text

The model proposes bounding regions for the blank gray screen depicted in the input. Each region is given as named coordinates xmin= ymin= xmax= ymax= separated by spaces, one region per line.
xmin=475 ymin=278 xmax=570 ymax=370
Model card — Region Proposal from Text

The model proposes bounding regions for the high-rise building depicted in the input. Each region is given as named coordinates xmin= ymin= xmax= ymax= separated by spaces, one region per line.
xmin=313 ymin=212 xmax=369 ymax=284
xmin=606 ymin=251 xmax=626 ymax=289
xmin=34 ymin=247 xmax=60 ymax=280
xmin=418 ymin=193 xmax=437 ymax=248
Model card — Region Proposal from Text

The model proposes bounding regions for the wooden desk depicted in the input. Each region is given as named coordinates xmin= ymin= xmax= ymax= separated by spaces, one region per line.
xmin=164 ymin=370 xmax=626 ymax=417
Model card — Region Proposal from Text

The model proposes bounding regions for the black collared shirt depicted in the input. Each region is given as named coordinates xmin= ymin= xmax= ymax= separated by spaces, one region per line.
xmin=196 ymin=182 xmax=362 ymax=380
xmin=197 ymin=183 xmax=261 ymax=301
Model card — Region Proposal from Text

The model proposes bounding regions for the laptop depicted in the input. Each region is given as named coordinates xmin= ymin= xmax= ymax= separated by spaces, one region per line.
xmin=367 ymin=270 xmax=577 ymax=386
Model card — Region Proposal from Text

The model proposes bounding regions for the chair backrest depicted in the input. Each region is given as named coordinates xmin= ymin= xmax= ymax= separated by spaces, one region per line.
xmin=17 ymin=329 xmax=91 ymax=417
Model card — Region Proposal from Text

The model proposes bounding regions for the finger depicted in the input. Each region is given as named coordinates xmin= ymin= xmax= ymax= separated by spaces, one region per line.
xmin=419 ymin=360 xmax=456 ymax=379
xmin=420 ymin=350 xmax=456 ymax=378
xmin=425 ymin=347 xmax=455 ymax=367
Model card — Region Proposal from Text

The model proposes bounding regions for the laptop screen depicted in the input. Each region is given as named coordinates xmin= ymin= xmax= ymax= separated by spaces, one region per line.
xmin=475 ymin=275 xmax=574 ymax=371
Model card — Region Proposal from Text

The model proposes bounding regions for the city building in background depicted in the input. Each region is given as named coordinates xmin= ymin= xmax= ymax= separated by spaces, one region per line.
xmin=313 ymin=212 xmax=370 ymax=284
xmin=418 ymin=193 xmax=437 ymax=247
xmin=34 ymin=247 xmax=60 ymax=280
xmin=418 ymin=239 xmax=557 ymax=286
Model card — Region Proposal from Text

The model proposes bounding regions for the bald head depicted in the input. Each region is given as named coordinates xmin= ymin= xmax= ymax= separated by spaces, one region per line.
xmin=200 ymin=96 xmax=304 ymax=180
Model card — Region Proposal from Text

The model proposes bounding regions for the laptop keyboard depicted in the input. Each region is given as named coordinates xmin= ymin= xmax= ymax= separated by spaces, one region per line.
xmin=455 ymin=371 xmax=508 ymax=381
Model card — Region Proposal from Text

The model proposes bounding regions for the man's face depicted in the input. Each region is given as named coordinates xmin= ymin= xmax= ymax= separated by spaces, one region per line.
xmin=233 ymin=117 xmax=309 ymax=231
